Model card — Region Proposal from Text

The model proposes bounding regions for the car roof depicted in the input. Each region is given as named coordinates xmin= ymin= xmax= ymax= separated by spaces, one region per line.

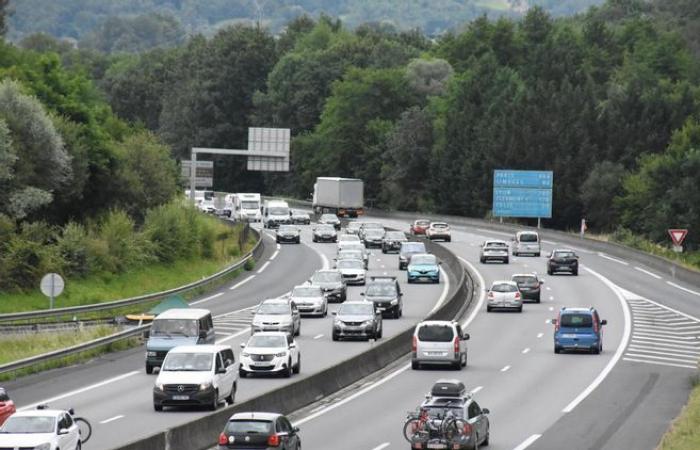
xmin=249 ymin=331 xmax=290 ymax=337
xmin=11 ymin=409 xmax=63 ymax=418
xmin=430 ymin=222 xmax=448 ymax=225
xmin=553 ymin=248 xmax=576 ymax=252
xmin=517 ymin=231 xmax=538 ymax=236
xmin=261 ymin=298 xmax=291 ymax=305
xmin=168 ymin=344 xmax=231 ymax=354
xmin=292 ymin=284 xmax=321 ymax=290
xmin=414 ymin=219 xmax=430 ymax=223
xmin=156 ymin=308 xmax=211 ymax=320
xmin=484 ymin=239 xmax=508 ymax=245
xmin=340 ymin=301 xmax=374 ymax=307
xmin=314 ymin=269 xmax=341 ymax=274
xmin=416 ymin=320 xmax=457 ymax=327
xmin=491 ymin=280 xmax=518 ymax=286
xmin=411 ymin=253 xmax=436 ymax=259
xmin=511 ymin=273 xmax=538 ymax=278
xmin=229 ymin=412 xmax=282 ymax=421
xmin=560 ymin=307 xmax=594 ymax=314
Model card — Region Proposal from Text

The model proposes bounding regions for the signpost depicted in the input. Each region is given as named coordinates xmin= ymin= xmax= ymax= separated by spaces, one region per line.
xmin=668 ymin=229 xmax=688 ymax=253
xmin=40 ymin=273 xmax=65 ymax=309
xmin=493 ymin=170 xmax=553 ymax=227
xmin=181 ymin=161 xmax=214 ymax=188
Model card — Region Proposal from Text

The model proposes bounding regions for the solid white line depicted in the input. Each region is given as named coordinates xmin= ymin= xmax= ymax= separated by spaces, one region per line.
xmin=190 ymin=292 xmax=224 ymax=305
xmin=276 ymin=244 xmax=281 ymax=250
xmin=522 ymin=348 xmax=531 ymax=354
xmin=631 ymin=336 xmax=700 ymax=348
xmin=458 ymin=258 xmax=486 ymax=328
xmin=428 ymin=267 xmax=451 ymax=315
xmin=371 ymin=443 xmax=390 ymax=450
xmin=216 ymin=328 xmax=250 ymax=344
xmin=625 ymin=352 xmax=698 ymax=363
xmin=265 ymin=232 xmax=275 ymax=239
xmin=667 ymin=282 xmax=700 ymax=297
xmin=470 ymin=386 xmax=483 ymax=394
xmin=562 ymin=267 xmax=632 ymax=413
xmin=623 ymin=357 xmax=698 ymax=370
xmin=19 ymin=371 xmax=140 ymax=411
xmin=598 ymin=253 xmax=629 ymax=266
xmin=313 ymin=334 xmax=324 ymax=340
xmin=627 ymin=347 xmax=700 ymax=358
xmin=501 ymin=365 xmax=511 ymax=372
xmin=257 ymin=261 xmax=271 ymax=274
xmin=634 ymin=267 xmax=662 ymax=279
xmin=269 ymin=250 xmax=280 ymax=261
xmin=229 ymin=275 xmax=255 ymax=291
xmin=99 ymin=415 xmax=124 ymax=425
xmin=537 ymin=333 xmax=544 ymax=338
xmin=512 ymin=434 xmax=542 ymax=450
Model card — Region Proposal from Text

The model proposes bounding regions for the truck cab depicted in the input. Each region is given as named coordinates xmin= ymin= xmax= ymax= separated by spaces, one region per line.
xmin=233 ymin=193 xmax=262 ymax=223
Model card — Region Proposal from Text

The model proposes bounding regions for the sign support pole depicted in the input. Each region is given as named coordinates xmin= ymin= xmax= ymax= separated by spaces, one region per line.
xmin=50 ymin=275 xmax=54 ymax=310
xmin=189 ymin=151 xmax=197 ymax=203
xmin=537 ymin=217 xmax=541 ymax=229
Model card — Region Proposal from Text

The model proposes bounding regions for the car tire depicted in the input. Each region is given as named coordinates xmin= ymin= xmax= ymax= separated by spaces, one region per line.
xmin=517 ymin=306 xmax=523 ymax=313
xmin=480 ymin=258 xmax=485 ymax=263
xmin=412 ymin=360 xmax=420 ymax=370
xmin=461 ymin=353 xmax=467 ymax=367
xmin=573 ymin=269 xmax=579 ymax=276
xmin=239 ymin=369 xmax=247 ymax=378
xmin=487 ymin=306 xmax=492 ymax=312
xmin=332 ymin=332 xmax=339 ymax=341
xmin=547 ymin=269 xmax=553 ymax=275
xmin=208 ymin=390 xmax=219 ymax=411
xmin=504 ymin=258 xmax=509 ymax=264
xmin=513 ymin=251 xmax=519 ymax=257
xmin=453 ymin=360 xmax=462 ymax=370
xmin=482 ymin=431 xmax=489 ymax=446
xmin=592 ymin=345 xmax=600 ymax=355
xmin=225 ymin=382 xmax=236 ymax=405
xmin=296 ymin=238 xmax=300 ymax=244
xmin=376 ymin=327 xmax=383 ymax=339
xmin=536 ymin=295 xmax=541 ymax=303
xmin=293 ymin=356 xmax=301 ymax=374
xmin=382 ymin=248 xmax=387 ymax=254
xmin=536 ymin=252 xmax=541 ymax=257
xmin=554 ymin=345 xmax=562 ymax=354
xmin=146 ymin=364 xmax=154 ymax=375
xmin=154 ymin=403 xmax=163 ymax=412
xmin=446 ymin=237 xmax=451 ymax=242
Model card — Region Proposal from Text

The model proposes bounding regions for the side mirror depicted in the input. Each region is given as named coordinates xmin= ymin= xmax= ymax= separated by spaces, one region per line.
xmin=360 ymin=293 xmax=365 ymax=296
xmin=289 ymin=343 xmax=296 ymax=348
xmin=462 ymin=332 xmax=470 ymax=340
xmin=482 ymin=408 xmax=490 ymax=414
xmin=601 ymin=319 xmax=608 ymax=325
xmin=143 ymin=330 xmax=150 ymax=339
xmin=199 ymin=330 xmax=207 ymax=340
xmin=551 ymin=319 xmax=557 ymax=325
xmin=539 ymin=280 xmax=544 ymax=285
xmin=439 ymin=261 xmax=443 ymax=265
xmin=293 ymin=426 xmax=300 ymax=433
xmin=331 ymin=312 xmax=337 ymax=316
xmin=217 ymin=367 xmax=227 ymax=374
xmin=68 ymin=408 xmax=75 ymax=416
xmin=58 ymin=428 xmax=70 ymax=436
xmin=240 ymin=343 xmax=246 ymax=349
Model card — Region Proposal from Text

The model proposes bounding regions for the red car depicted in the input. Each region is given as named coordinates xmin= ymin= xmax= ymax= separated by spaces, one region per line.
xmin=0 ymin=388 xmax=16 ymax=426
xmin=410 ymin=219 xmax=431 ymax=235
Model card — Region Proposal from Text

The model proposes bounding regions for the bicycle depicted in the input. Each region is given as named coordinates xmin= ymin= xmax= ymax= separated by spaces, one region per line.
xmin=69 ymin=409 xmax=92 ymax=444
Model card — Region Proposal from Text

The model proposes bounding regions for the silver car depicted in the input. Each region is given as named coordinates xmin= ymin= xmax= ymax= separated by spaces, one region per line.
xmin=411 ymin=321 xmax=469 ymax=370
xmin=486 ymin=281 xmax=523 ymax=312
xmin=512 ymin=231 xmax=541 ymax=256
xmin=289 ymin=285 xmax=327 ymax=317
xmin=336 ymin=258 xmax=367 ymax=285
xmin=479 ymin=240 xmax=509 ymax=264
xmin=251 ymin=299 xmax=301 ymax=336
xmin=337 ymin=242 xmax=370 ymax=269
xmin=332 ymin=301 xmax=382 ymax=341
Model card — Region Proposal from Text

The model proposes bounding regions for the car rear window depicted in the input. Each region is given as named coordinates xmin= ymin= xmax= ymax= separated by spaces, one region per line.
xmin=554 ymin=251 xmax=576 ymax=258
xmin=560 ymin=314 xmax=593 ymax=328
xmin=226 ymin=420 xmax=273 ymax=434
xmin=416 ymin=220 xmax=430 ymax=226
xmin=485 ymin=242 xmax=507 ymax=248
xmin=417 ymin=325 xmax=454 ymax=342
xmin=519 ymin=233 xmax=538 ymax=242
xmin=492 ymin=283 xmax=518 ymax=293
xmin=432 ymin=223 xmax=449 ymax=228
xmin=512 ymin=276 xmax=538 ymax=285
xmin=401 ymin=242 xmax=426 ymax=253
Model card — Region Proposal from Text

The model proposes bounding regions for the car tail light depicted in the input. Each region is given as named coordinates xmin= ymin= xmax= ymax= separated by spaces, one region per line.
xmin=412 ymin=336 xmax=417 ymax=352
xmin=462 ymin=422 xmax=473 ymax=435
xmin=555 ymin=316 xmax=561 ymax=332
xmin=592 ymin=318 xmax=599 ymax=333
xmin=268 ymin=434 xmax=280 ymax=446
xmin=454 ymin=336 xmax=460 ymax=354
xmin=515 ymin=292 xmax=521 ymax=299
xmin=218 ymin=433 xmax=228 ymax=445
xmin=488 ymin=292 xmax=494 ymax=299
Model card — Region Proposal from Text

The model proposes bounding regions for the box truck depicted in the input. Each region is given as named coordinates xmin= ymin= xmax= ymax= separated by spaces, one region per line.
xmin=312 ymin=177 xmax=364 ymax=218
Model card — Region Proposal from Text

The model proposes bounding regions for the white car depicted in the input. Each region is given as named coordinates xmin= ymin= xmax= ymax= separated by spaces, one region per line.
xmin=0 ymin=408 xmax=82 ymax=450
xmin=239 ymin=332 xmax=300 ymax=378
xmin=337 ymin=233 xmax=362 ymax=251
xmin=479 ymin=240 xmax=510 ymax=264
xmin=289 ymin=285 xmax=327 ymax=317
xmin=486 ymin=281 xmax=523 ymax=312
xmin=251 ymin=299 xmax=301 ymax=336
xmin=339 ymin=242 xmax=371 ymax=268
xmin=426 ymin=222 xmax=452 ymax=242
xmin=335 ymin=258 xmax=367 ymax=285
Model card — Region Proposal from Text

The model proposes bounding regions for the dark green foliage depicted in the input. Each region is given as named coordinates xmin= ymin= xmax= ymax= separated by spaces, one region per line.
xmin=80 ymin=13 xmax=186 ymax=54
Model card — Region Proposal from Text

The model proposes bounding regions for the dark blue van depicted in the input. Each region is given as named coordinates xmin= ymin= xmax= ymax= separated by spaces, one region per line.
xmin=553 ymin=307 xmax=607 ymax=354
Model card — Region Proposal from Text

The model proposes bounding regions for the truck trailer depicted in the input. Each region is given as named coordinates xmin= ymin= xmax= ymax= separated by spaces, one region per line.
xmin=312 ymin=177 xmax=364 ymax=218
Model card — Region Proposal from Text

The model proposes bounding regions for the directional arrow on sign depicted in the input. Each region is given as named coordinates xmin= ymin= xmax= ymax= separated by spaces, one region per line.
xmin=668 ymin=229 xmax=688 ymax=246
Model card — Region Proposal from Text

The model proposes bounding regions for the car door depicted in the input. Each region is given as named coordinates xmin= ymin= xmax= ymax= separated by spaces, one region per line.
xmin=277 ymin=416 xmax=299 ymax=449
xmin=286 ymin=334 xmax=298 ymax=363
xmin=0 ymin=389 xmax=14 ymax=425
xmin=291 ymin=303 xmax=301 ymax=333
xmin=455 ymin=324 xmax=467 ymax=357
xmin=468 ymin=401 xmax=485 ymax=443
xmin=57 ymin=413 xmax=75 ymax=449
xmin=224 ymin=348 xmax=238 ymax=387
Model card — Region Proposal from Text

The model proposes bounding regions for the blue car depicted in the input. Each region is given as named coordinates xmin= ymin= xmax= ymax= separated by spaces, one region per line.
xmin=553 ymin=307 xmax=607 ymax=354
xmin=407 ymin=253 xmax=440 ymax=284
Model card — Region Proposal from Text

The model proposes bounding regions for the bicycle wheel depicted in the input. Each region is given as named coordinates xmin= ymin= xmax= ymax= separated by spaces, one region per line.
xmin=75 ymin=417 xmax=92 ymax=444
xmin=402 ymin=418 xmax=422 ymax=442
xmin=442 ymin=417 xmax=468 ymax=441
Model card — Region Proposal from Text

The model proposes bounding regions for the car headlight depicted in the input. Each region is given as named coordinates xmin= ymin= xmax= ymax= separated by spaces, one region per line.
xmin=147 ymin=351 xmax=157 ymax=357
xmin=155 ymin=383 xmax=164 ymax=391
xmin=334 ymin=319 xmax=342 ymax=327
xmin=241 ymin=352 xmax=250 ymax=358
xmin=362 ymin=320 xmax=373 ymax=326
xmin=275 ymin=352 xmax=287 ymax=357
xmin=199 ymin=382 xmax=211 ymax=391
xmin=390 ymin=299 xmax=399 ymax=305
xmin=35 ymin=444 xmax=51 ymax=450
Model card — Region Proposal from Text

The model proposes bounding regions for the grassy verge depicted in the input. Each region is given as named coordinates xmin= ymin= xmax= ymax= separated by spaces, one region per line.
xmin=657 ymin=378 xmax=700 ymax=450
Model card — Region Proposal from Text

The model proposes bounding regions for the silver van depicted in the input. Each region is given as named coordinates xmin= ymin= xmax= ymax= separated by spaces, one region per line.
xmin=411 ymin=320 xmax=470 ymax=370
xmin=512 ymin=231 xmax=541 ymax=256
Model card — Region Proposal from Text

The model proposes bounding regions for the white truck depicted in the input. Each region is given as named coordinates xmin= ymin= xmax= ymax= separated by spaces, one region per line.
xmin=312 ymin=177 xmax=364 ymax=218
xmin=262 ymin=199 xmax=291 ymax=228
xmin=232 ymin=193 xmax=262 ymax=222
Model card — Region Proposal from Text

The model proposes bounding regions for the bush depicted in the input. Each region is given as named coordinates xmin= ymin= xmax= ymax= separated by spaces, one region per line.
xmin=0 ymin=222 xmax=64 ymax=291
xmin=88 ymin=210 xmax=154 ymax=273
xmin=143 ymin=201 xmax=200 ymax=262
xmin=57 ymin=222 xmax=90 ymax=277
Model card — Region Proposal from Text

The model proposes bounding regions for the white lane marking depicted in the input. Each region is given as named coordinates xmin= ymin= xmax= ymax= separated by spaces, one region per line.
xmin=549 ymin=296 xmax=554 ymax=301
xmin=545 ymin=286 xmax=551 ymax=291
xmin=522 ymin=348 xmax=531 ymax=354
xmin=191 ymin=292 xmax=224 ymax=305
xmin=548 ymin=306 xmax=554 ymax=311
xmin=542 ymin=240 xmax=558 ymax=245
xmin=598 ymin=252 xmax=629 ymax=266
xmin=293 ymin=363 xmax=411 ymax=426
xmin=265 ymin=232 xmax=275 ymax=239
xmin=545 ymin=319 xmax=551 ymax=324
xmin=428 ymin=267 xmax=451 ymax=315
xmin=216 ymin=328 xmax=250 ymax=344
xmin=383 ymin=272 xmax=388 ymax=275
xmin=381 ymin=265 xmax=385 ymax=269
xmin=313 ymin=334 xmax=324 ymax=340
xmin=277 ymin=244 xmax=281 ymax=250
xmin=99 ymin=415 xmax=124 ymax=424
xmin=229 ymin=275 xmax=255 ymax=291
xmin=470 ymin=386 xmax=483 ymax=394
xmin=257 ymin=261 xmax=271 ymax=274
xmin=19 ymin=371 xmax=140 ymax=411
xmin=537 ymin=333 xmax=544 ymax=338
xmin=269 ymin=250 xmax=280 ymax=261
xmin=634 ymin=267 xmax=662 ymax=280
xmin=623 ymin=357 xmax=698 ymax=370
xmin=667 ymin=282 xmax=700 ymax=297
xmin=371 ymin=443 xmax=390 ymax=450
xmin=562 ymin=267 xmax=632 ymax=413
xmin=458 ymin=258 xmax=486 ymax=328
xmin=500 ymin=365 xmax=511 ymax=372
xmin=512 ymin=434 xmax=542 ymax=450
xmin=627 ymin=347 xmax=700 ymax=359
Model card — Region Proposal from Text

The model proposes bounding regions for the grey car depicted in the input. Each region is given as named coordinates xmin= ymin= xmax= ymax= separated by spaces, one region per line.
xmin=337 ymin=243 xmax=370 ymax=269
xmin=319 ymin=213 xmax=341 ymax=230
xmin=346 ymin=221 xmax=363 ymax=235
xmin=309 ymin=269 xmax=347 ymax=303
xmin=291 ymin=210 xmax=311 ymax=225
xmin=382 ymin=230 xmax=408 ymax=253
xmin=289 ymin=285 xmax=327 ymax=317
xmin=479 ymin=240 xmax=509 ymax=264
xmin=251 ymin=299 xmax=301 ymax=336
xmin=399 ymin=241 xmax=427 ymax=270
xmin=412 ymin=321 xmax=469 ymax=370
xmin=361 ymin=276 xmax=403 ymax=318
xmin=312 ymin=224 xmax=337 ymax=243
xmin=363 ymin=228 xmax=386 ymax=248
xmin=332 ymin=301 xmax=382 ymax=341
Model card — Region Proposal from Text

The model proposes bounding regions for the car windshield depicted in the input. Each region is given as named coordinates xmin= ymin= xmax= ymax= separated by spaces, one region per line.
xmin=247 ymin=335 xmax=287 ymax=348
xmin=342 ymin=243 xmax=364 ymax=252
xmin=512 ymin=276 xmax=538 ymax=285
xmin=0 ymin=388 xmax=9 ymax=401
xmin=432 ymin=223 xmax=449 ymax=228
xmin=339 ymin=304 xmax=374 ymax=315
xmin=226 ymin=420 xmax=273 ymax=434
xmin=278 ymin=226 xmax=296 ymax=233
xmin=554 ymin=251 xmax=576 ymax=258
xmin=162 ymin=352 xmax=212 ymax=372
xmin=492 ymin=283 xmax=518 ymax=293
xmin=519 ymin=233 xmax=538 ymax=242
xmin=241 ymin=201 xmax=258 ymax=209
xmin=411 ymin=255 xmax=437 ymax=265
xmin=321 ymin=214 xmax=338 ymax=221
xmin=337 ymin=260 xmax=363 ymax=269
xmin=366 ymin=284 xmax=397 ymax=296
xmin=0 ymin=416 xmax=55 ymax=434
xmin=347 ymin=222 xmax=361 ymax=229
xmin=485 ymin=242 xmax=507 ymax=248
xmin=316 ymin=225 xmax=335 ymax=232
xmin=258 ymin=303 xmax=291 ymax=315
xmin=312 ymin=272 xmax=341 ymax=283
xmin=292 ymin=287 xmax=321 ymax=297
xmin=418 ymin=324 xmax=454 ymax=342
xmin=151 ymin=319 xmax=198 ymax=338
xmin=401 ymin=243 xmax=426 ymax=254
xmin=385 ymin=232 xmax=406 ymax=240
xmin=269 ymin=207 xmax=288 ymax=216
xmin=339 ymin=235 xmax=359 ymax=242
xmin=338 ymin=251 xmax=362 ymax=259
xmin=560 ymin=314 xmax=593 ymax=328
xmin=415 ymin=220 xmax=430 ymax=226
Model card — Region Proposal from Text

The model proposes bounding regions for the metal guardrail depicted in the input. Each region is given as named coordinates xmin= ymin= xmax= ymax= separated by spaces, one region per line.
xmin=0 ymin=226 xmax=262 ymax=323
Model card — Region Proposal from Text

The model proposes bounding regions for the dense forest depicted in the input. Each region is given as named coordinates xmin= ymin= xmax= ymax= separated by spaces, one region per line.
xmin=0 ymin=0 xmax=699 ymax=258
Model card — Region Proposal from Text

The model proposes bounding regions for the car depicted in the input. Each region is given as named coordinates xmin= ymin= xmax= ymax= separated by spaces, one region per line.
xmin=553 ymin=307 xmax=607 ymax=354
xmin=312 ymin=224 xmax=338 ymax=243
xmin=425 ymin=222 xmax=452 ymax=242
xmin=479 ymin=240 xmax=509 ymax=264
xmin=486 ymin=281 xmax=522 ymax=312
xmin=408 ymin=380 xmax=489 ymax=449
xmin=319 ymin=213 xmax=341 ymax=230
xmin=381 ymin=230 xmax=408 ymax=253
xmin=309 ymin=269 xmax=347 ymax=303
xmin=359 ymin=222 xmax=384 ymax=241
xmin=239 ymin=332 xmax=300 ymax=378
xmin=251 ymin=299 xmax=301 ymax=336
xmin=275 ymin=225 xmax=301 ymax=244
xmin=410 ymin=219 xmax=431 ymax=235
xmin=290 ymin=210 xmax=311 ymax=225
xmin=289 ymin=285 xmax=327 ymax=317
xmin=337 ymin=233 xmax=362 ymax=251
xmin=399 ymin=241 xmax=427 ymax=270
xmin=362 ymin=228 xmax=386 ymax=248
xmin=0 ymin=408 xmax=83 ymax=450
xmin=547 ymin=249 xmax=579 ymax=275
xmin=332 ymin=301 xmax=382 ymax=341
xmin=361 ymin=276 xmax=403 ymax=318
xmin=411 ymin=321 xmax=469 ymax=370
xmin=511 ymin=273 xmax=544 ymax=303
xmin=407 ymin=253 xmax=440 ymax=284
xmin=335 ymin=258 xmax=367 ymax=285
xmin=153 ymin=344 xmax=238 ymax=411
xmin=338 ymin=242 xmax=370 ymax=269
xmin=217 ymin=412 xmax=301 ymax=450
xmin=0 ymin=388 xmax=16 ymax=426
xmin=512 ymin=231 xmax=541 ymax=256
xmin=345 ymin=221 xmax=363 ymax=235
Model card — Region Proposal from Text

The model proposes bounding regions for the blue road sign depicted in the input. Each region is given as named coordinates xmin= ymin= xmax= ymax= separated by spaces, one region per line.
xmin=493 ymin=170 xmax=553 ymax=218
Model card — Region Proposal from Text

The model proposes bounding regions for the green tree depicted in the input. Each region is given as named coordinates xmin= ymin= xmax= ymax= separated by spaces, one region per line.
xmin=580 ymin=161 xmax=627 ymax=230
xmin=0 ymin=0 xmax=9 ymax=37
xmin=80 ymin=13 xmax=186 ymax=54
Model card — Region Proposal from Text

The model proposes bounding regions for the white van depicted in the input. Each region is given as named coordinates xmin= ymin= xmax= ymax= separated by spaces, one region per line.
xmin=263 ymin=200 xmax=291 ymax=228
xmin=233 ymin=193 xmax=262 ymax=222
xmin=512 ymin=231 xmax=541 ymax=256
xmin=411 ymin=320 xmax=469 ymax=370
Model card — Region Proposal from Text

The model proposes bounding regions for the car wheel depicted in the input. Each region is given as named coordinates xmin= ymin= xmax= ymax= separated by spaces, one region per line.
xmin=293 ymin=356 xmax=301 ymax=374
xmin=504 ymin=258 xmax=509 ymax=264
xmin=547 ymin=269 xmax=553 ymax=275
xmin=376 ymin=327 xmax=383 ymax=339
xmin=296 ymin=238 xmax=300 ymax=244
xmin=323 ymin=307 xmax=328 ymax=318
xmin=382 ymin=248 xmax=387 ymax=254
xmin=412 ymin=360 xmax=420 ymax=370
xmin=573 ymin=269 xmax=579 ymax=276
xmin=536 ymin=252 xmax=541 ymax=257
xmin=295 ymin=324 xmax=301 ymax=336
xmin=518 ymin=306 xmax=523 ymax=313
xmin=332 ymin=332 xmax=339 ymax=341
xmin=77 ymin=441 xmax=82 ymax=450
xmin=592 ymin=345 xmax=600 ymax=355
xmin=453 ymin=360 xmax=462 ymax=370
xmin=487 ymin=306 xmax=492 ymax=312
xmin=446 ymin=237 xmax=451 ymax=242
xmin=461 ymin=353 xmax=467 ymax=367
xmin=482 ymin=431 xmax=489 ymax=446
xmin=480 ymin=258 xmax=485 ymax=263
xmin=407 ymin=278 xmax=413 ymax=284
xmin=536 ymin=295 xmax=541 ymax=303
xmin=208 ymin=390 xmax=219 ymax=411
xmin=153 ymin=403 xmax=163 ymax=412
xmin=554 ymin=345 xmax=562 ymax=354
xmin=284 ymin=360 xmax=292 ymax=378
xmin=225 ymin=382 xmax=236 ymax=404
xmin=146 ymin=364 xmax=153 ymax=375
xmin=239 ymin=369 xmax=247 ymax=378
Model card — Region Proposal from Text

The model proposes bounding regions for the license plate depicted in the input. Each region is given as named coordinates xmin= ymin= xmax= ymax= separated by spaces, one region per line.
xmin=172 ymin=395 xmax=189 ymax=401
xmin=428 ymin=444 xmax=447 ymax=449
xmin=562 ymin=334 xmax=577 ymax=338
xmin=427 ymin=352 xmax=445 ymax=356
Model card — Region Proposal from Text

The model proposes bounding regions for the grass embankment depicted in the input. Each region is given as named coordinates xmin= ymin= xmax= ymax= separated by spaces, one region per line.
xmin=657 ymin=380 xmax=700 ymax=450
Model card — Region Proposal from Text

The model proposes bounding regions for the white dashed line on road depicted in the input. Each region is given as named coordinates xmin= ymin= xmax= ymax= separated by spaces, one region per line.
xmin=269 ymin=250 xmax=280 ymax=260
xmin=500 ymin=365 xmax=511 ymax=372
xmin=191 ymin=292 xmax=224 ymax=305
xmin=666 ymin=282 xmax=700 ymax=297
xmin=257 ymin=261 xmax=271 ymax=274
xmin=470 ymin=386 xmax=483 ymax=394
xmin=537 ymin=333 xmax=544 ymax=338
xmin=598 ymin=252 xmax=629 ymax=266
xmin=99 ymin=415 xmax=124 ymax=425
xmin=230 ymin=275 xmax=255 ymax=290
xmin=634 ymin=266 xmax=662 ymax=279
xmin=522 ymin=348 xmax=531 ymax=354
xmin=313 ymin=334 xmax=324 ymax=340
xmin=548 ymin=307 xmax=554 ymax=311
xmin=512 ymin=434 xmax=542 ymax=450
xmin=371 ymin=443 xmax=390 ymax=450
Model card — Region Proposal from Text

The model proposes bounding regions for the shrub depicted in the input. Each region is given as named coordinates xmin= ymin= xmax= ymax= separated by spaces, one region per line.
xmin=57 ymin=222 xmax=89 ymax=277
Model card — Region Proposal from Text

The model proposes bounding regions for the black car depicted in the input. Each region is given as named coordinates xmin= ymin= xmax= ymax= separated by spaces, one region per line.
xmin=312 ymin=224 xmax=337 ymax=243
xmin=309 ymin=270 xmax=347 ymax=303
xmin=361 ymin=276 xmax=403 ymax=318
xmin=382 ymin=231 xmax=408 ymax=253
xmin=547 ymin=249 xmax=579 ymax=275
xmin=399 ymin=241 xmax=427 ymax=270
xmin=275 ymin=225 xmax=301 ymax=244
xmin=511 ymin=273 xmax=543 ymax=302
xmin=218 ymin=412 xmax=301 ymax=449
xmin=332 ymin=301 xmax=382 ymax=341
